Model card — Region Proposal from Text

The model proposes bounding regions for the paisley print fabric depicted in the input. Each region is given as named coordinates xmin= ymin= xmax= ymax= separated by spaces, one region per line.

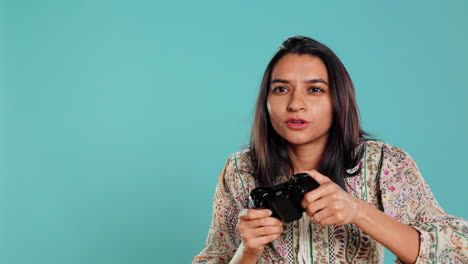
xmin=193 ymin=140 xmax=468 ymax=263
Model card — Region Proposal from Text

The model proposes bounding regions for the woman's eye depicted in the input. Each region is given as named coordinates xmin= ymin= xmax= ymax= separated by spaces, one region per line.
xmin=272 ymin=86 xmax=288 ymax=93
xmin=309 ymin=87 xmax=323 ymax=93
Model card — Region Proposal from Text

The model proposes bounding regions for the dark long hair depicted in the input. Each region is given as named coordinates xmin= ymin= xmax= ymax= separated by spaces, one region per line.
xmin=249 ymin=36 xmax=375 ymax=189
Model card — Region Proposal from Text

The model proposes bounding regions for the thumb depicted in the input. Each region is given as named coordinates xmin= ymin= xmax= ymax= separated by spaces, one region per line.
xmin=303 ymin=170 xmax=332 ymax=185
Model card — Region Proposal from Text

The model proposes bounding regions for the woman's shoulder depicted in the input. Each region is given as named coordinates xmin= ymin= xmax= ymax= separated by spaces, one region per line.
xmin=226 ymin=146 xmax=255 ymax=174
xmin=364 ymin=139 xmax=416 ymax=169
xmin=221 ymin=147 xmax=256 ymax=195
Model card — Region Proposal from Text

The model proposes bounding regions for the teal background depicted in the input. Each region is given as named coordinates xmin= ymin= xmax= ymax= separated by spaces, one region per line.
xmin=2 ymin=0 xmax=467 ymax=263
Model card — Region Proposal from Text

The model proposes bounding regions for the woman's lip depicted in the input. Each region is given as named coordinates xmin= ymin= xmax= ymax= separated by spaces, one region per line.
xmin=286 ymin=118 xmax=308 ymax=122
xmin=286 ymin=122 xmax=309 ymax=129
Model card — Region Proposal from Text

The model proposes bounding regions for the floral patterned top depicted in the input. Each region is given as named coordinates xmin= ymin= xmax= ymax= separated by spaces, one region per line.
xmin=193 ymin=140 xmax=468 ymax=263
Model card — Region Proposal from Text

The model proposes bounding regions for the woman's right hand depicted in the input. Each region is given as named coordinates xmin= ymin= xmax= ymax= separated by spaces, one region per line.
xmin=236 ymin=209 xmax=284 ymax=257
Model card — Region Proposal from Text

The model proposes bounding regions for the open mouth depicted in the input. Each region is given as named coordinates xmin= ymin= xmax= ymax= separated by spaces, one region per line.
xmin=288 ymin=121 xmax=305 ymax=124
xmin=286 ymin=120 xmax=309 ymax=129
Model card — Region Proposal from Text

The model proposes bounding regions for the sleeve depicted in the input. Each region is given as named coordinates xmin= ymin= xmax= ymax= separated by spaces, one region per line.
xmin=379 ymin=145 xmax=468 ymax=264
xmin=193 ymin=154 xmax=249 ymax=264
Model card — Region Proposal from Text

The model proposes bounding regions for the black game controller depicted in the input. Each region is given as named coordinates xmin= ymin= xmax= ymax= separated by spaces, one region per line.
xmin=248 ymin=173 xmax=320 ymax=223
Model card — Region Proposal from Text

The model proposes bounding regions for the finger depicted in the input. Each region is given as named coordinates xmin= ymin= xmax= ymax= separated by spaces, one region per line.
xmin=304 ymin=196 xmax=332 ymax=216
xmin=300 ymin=169 xmax=332 ymax=185
xmin=249 ymin=225 xmax=283 ymax=238
xmin=244 ymin=217 xmax=283 ymax=229
xmin=312 ymin=208 xmax=346 ymax=226
xmin=301 ymin=183 xmax=335 ymax=208
xmin=318 ymin=216 xmax=344 ymax=226
xmin=309 ymin=214 xmax=318 ymax=223
xmin=239 ymin=209 xmax=272 ymax=221
xmin=250 ymin=233 xmax=282 ymax=247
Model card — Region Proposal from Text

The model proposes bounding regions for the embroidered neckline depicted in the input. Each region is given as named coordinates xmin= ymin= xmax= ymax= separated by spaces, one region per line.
xmin=346 ymin=160 xmax=364 ymax=174
xmin=345 ymin=140 xmax=367 ymax=174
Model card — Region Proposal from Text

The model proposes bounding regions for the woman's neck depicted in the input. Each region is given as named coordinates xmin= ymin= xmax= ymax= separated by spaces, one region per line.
xmin=287 ymin=138 xmax=328 ymax=174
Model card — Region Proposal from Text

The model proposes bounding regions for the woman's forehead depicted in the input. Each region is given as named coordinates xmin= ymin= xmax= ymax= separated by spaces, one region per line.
xmin=271 ymin=53 xmax=328 ymax=81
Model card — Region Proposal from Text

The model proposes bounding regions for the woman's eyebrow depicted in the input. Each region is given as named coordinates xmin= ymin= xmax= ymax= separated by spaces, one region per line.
xmin=271 ymin=78 xmax=329 ymax=86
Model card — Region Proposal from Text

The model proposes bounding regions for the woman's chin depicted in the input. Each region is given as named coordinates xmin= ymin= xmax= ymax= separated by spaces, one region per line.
xmin=283 ymin=135 xmax=328 ymax=147
xmin=284 ymin=138 xmax=311 ymax=146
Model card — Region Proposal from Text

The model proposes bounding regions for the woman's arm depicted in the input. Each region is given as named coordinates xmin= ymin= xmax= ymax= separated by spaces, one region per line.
xmin=376 ymin=147 xmax=468 ymax=263
xmin=193 ymin=156 xmax=243 ymax=264
xmin=228 ymin=242 xmax=261 ymax=264
xmin=301 ymin=170 xmax=420 ymax=263
xmin=353 ymin=198 xmax=420 ymax=264
xmin=301 ymin=165 xmax=468 ymax=264
xmin=194 ymin=151 xmax=282 ymax=264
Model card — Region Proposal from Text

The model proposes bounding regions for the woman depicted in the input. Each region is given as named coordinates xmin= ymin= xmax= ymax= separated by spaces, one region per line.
xmin=193 ymin=36 xmax=468 ymax=264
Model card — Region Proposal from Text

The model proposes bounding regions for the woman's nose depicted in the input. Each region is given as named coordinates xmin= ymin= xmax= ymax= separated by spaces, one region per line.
xmin=287 ymin=92 xmax=306 ymax=112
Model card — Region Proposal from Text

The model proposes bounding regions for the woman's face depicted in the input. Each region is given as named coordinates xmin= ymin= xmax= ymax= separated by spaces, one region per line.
xmin=267 ymin=53 xmax=333 ymax=147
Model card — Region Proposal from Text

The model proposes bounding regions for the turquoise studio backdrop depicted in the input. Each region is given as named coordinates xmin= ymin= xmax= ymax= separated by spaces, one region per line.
xmin=2 ymin=0 xmax=467 ymax=263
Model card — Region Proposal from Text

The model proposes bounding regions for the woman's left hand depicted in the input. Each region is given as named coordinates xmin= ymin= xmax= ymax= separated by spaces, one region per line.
xmin=300 ymin=170 xmax=364 ymax=226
